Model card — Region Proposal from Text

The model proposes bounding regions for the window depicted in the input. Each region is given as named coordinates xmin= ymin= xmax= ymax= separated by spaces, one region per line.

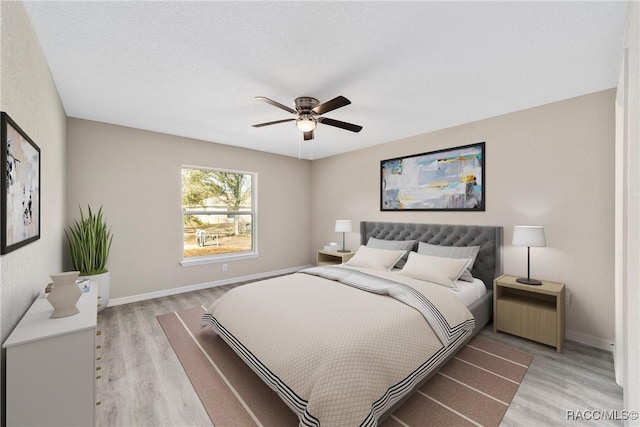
xmin=181 ymin=166 xmax=256 ymax=264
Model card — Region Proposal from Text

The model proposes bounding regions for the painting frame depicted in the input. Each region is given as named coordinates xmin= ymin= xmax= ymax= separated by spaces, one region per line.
xmin=1 ymin=112 xmax=41 ymax=254
xmin=380 ymin=142 xmax=485 ymax=211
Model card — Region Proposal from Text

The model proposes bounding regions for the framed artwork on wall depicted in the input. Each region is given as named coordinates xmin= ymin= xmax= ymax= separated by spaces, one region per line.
xmin=1 ymin=112 xmax=41 ymax=254
xmin=381 ymin=142 xmax=485 ymax=211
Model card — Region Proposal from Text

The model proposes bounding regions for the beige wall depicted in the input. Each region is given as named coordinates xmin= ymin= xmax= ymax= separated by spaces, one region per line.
xmin=0 ymin=1 xmax=67 ymax=349
xmin=66 ymin=118 xmax=312 ymax=300
xmin=311 ymin=89 xmax=616 ymax=344
xmin=0 ymin=0 xmax=67 ymax=415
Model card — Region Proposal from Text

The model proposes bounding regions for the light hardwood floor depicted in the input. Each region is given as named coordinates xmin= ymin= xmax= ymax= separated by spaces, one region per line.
xmin=97 ymin=283 xmax=623 ymax=427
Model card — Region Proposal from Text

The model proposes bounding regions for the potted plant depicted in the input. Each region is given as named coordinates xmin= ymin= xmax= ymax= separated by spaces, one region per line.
xmin=65 ymin=205 xmax=114 ymax=312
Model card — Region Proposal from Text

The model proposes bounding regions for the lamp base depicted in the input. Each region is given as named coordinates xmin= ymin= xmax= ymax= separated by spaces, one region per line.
xmin=516 ymin=277 xmax=542 ymax=285
xmin=337 ymin=249 xmax=350 ymax=253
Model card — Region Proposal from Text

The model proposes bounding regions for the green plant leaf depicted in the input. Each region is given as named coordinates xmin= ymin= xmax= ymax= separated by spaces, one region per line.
xmin=65 ymin=205 xmax=113 ymax=275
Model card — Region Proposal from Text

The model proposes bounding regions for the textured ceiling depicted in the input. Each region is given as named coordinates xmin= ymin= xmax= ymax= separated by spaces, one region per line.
xmin=23 ymin=1 xmax=627 ymax=160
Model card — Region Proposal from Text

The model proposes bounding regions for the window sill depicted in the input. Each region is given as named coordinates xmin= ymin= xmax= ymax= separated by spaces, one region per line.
xmin=180 ymin=251 xmax=259 ymax=267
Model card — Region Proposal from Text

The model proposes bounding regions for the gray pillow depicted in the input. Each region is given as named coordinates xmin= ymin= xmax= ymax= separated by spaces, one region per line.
xmin=366 ymin=237 xmax=417 ymax=268
xmin=417 ymin=242 xmax=481 ymax=282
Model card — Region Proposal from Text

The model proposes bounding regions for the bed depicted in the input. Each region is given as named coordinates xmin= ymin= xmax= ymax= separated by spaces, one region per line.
xmin=201 ymin=221 xmax=502 ymax=426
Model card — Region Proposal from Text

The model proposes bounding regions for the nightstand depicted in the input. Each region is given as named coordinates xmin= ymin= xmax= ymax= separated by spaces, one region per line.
xmin=493 ymin=274 xmax=565 ymax=352
xmin=316 ymin=249 xmax=355 ymax=266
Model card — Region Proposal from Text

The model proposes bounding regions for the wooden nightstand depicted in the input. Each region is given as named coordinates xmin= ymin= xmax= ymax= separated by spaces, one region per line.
xmin=316 ymin=249 xmax=355 ymax=266
xmin=493 ymin=274 xmax=565 ymax=352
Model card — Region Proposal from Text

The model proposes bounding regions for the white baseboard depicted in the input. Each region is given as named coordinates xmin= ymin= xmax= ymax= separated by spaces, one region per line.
xmin=566 ymin=329 xmax=615 ymax=352
xmin=108 ymin=265 xmax=312 ymax=307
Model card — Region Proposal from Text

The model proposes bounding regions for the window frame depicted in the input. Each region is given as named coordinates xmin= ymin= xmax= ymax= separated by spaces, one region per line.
xmin=180 ymin=165 xmax=258 ymax=267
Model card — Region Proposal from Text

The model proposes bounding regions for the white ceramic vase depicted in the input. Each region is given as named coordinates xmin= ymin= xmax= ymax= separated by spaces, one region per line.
xmin=48 ymin=271 xmax=82 ymax=318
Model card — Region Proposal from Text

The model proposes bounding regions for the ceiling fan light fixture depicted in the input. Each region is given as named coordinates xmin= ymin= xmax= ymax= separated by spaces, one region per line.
xmin=296 ymin=115 xmax=316 ymax=132
xmin=253 ymin=95 xmax=362 ymax=141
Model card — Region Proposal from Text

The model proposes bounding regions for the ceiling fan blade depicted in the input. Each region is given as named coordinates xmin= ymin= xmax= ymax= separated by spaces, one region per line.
xmin=312 ymin=96 xmax=351 ymax=115
xmin=255 ymin=96 xmax=296 ymax=114
xmin=303 ymin=130 xmax=314 ymax=141
xmin=252 ymin=118 xmax=295 ymax=128
xmin=317 ymin=117 xmax=363 ymax=133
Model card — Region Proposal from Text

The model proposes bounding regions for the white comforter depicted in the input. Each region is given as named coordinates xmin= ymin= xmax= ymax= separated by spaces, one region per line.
xmin=202 ymin=265 xmax=474 ymax=427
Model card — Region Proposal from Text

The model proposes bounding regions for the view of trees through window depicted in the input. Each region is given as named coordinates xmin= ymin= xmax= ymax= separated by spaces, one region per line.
xmin=182 ymin=167 xmax=254 ymax=259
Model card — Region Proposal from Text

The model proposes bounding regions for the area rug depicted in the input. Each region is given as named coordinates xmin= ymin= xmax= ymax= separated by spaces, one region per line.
xmin=158 ymin=306 xmax=533 ymax=427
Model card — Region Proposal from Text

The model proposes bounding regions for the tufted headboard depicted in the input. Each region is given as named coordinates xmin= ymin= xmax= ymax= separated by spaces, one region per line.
xmin=360 ymin=221 xmax=503 ymax=290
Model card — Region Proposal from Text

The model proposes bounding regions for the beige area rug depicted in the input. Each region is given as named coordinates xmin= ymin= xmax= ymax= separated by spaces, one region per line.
xmin=158 ymin=306 xmax=533 ymax=427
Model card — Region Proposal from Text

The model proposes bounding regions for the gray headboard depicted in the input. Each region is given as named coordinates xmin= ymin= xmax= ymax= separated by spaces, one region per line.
xmin=360 ymin=221 xmax=503 ymax=290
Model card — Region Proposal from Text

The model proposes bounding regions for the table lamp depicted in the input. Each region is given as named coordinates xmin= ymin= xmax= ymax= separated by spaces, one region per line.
xmin=512 ymin=225 xmax=546 ymax=285
xmin=334 ymin=220 xmax=352 ymax=253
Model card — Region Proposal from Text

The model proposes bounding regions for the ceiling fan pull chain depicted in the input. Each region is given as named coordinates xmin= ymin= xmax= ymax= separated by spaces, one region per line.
xmin=310 ymin=138 xmax=315 ymax=160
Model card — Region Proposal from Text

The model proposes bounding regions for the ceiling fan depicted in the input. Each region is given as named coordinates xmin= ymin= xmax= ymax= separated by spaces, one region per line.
xmin=252 ymin=95 xmax=363 ymax=140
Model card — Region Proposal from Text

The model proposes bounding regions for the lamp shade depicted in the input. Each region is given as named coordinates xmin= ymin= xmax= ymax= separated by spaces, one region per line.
xmin=512 ymin=226 xmax=546 ymax=247
xmin=334 ymin=220 xmax=352 ymax=233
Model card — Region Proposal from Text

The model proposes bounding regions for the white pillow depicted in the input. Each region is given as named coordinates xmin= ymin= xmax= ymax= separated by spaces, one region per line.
xmin=417 ymin=242 xmax=481 ymax=282
xmin=400 ymin=252 xmax=471 ymax=288
xmin=345 ymin=245 xmax=407 ymax=271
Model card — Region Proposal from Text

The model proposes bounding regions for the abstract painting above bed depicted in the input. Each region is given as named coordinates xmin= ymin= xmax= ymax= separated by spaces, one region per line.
xmin=380 ymin=142 xmax=485 ymax=211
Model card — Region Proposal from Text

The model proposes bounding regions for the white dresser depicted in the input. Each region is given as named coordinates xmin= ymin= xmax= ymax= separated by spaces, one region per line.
xmin=3 ymin=283 xmax=100 ymax=427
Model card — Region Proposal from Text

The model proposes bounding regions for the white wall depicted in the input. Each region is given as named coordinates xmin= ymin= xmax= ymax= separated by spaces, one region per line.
xmin=66 ymin=118 xmax=312 ymax=300
xmin=311 ymin=90 xmax=616 ymax=346
xmin=0 ymin=0 xmax=67 ymax=419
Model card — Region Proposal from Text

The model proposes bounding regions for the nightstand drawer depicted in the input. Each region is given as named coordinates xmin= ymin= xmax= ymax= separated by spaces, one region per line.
xmin=496 ymin=294 xmax=557 ymax=347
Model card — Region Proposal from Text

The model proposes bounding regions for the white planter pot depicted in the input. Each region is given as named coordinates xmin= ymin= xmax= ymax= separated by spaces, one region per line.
xmin=82 ymin=271 xmax=110 ymax=312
